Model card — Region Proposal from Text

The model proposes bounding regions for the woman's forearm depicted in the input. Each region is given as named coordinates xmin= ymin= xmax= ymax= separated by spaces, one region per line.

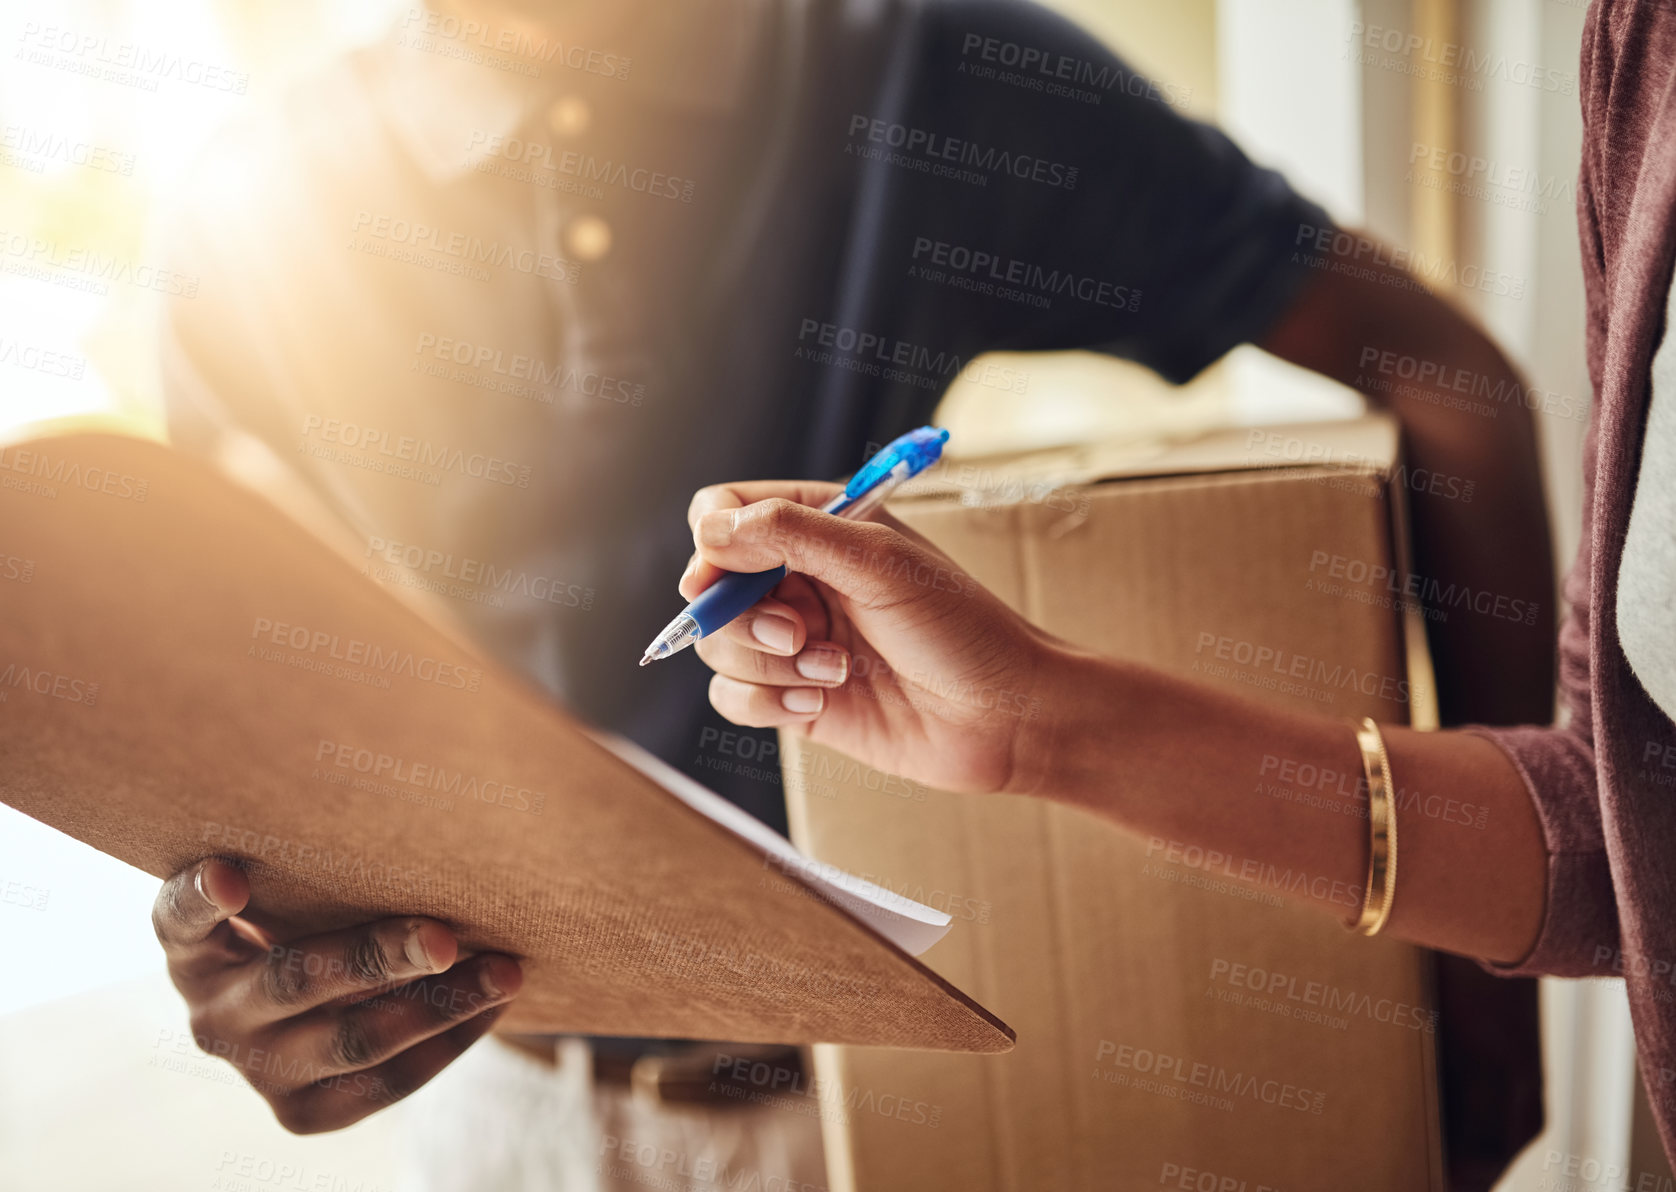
xmin=1013 ymin=643 xmax=1550 ymax=964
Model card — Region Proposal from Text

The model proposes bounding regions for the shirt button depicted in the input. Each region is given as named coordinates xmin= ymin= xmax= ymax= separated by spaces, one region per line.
xmin=565 ymin=215 xmax=613 ymax=261
xmin=547 ymin=97 xmax=591 ymax=137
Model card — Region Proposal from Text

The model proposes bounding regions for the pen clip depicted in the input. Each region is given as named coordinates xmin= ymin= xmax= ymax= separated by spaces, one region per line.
xmin=842 ymin=426 xmax=949 ymax=503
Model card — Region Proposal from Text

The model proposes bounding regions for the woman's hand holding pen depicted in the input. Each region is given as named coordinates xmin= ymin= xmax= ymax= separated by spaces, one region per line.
xmin=682 ymin=480 xmax=1070 ymax=796
xmin=682 ymin=478 xmax=1554 ymax=964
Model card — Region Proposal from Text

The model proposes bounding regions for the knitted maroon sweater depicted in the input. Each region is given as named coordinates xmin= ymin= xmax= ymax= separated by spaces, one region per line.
xmin=1479 ymin=0 xmax=1676 ymax=1158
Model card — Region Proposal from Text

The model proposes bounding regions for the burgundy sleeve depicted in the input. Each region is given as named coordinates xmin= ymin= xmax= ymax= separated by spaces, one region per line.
xmin=1465 ymin=112 xmax=1618 ymax=979
xmin=1469 ymin=557 xmax=1618 ymax=978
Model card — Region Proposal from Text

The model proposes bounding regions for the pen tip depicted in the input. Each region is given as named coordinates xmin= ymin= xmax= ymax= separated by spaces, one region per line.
xmin=638 ymin=654 xmax=654 ymax=667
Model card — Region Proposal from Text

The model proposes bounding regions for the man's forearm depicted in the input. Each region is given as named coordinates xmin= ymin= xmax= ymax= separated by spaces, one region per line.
xmin=1262 ymin=233 xmax=1557 ymax=727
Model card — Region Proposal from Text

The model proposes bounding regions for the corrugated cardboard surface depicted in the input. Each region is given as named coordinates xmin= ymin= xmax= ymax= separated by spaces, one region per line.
xmin=785 ymin=415 xmax=1445 ymax=1191
xmin=0 ymin=432 xmax=1011 ymax=1052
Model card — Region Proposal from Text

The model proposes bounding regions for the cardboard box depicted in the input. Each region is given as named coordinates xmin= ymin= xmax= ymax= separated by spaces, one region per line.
xmin=784 ymin=413 xmax=1445 ymax=1191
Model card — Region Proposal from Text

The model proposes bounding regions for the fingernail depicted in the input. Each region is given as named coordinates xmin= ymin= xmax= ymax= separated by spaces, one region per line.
xmin=481 ymin=956 xmax=522 ymax=1000
xmin=404 ymin=924 xmax=435 ymax=972
xmin=781 ymin=687 xmax=825 ymax=715
xmin=699 ymin=512 xmax=733 ymax=549
xmin=193 ymin=862 xmax=224 ymax=912
xmin=750 ymin=613 xmax=795 ymax=653
xmin=794 ymin=647 xmax=849 ymax=684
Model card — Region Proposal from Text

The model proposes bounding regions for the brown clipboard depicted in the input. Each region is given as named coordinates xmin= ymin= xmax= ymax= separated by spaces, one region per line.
xmin=0 ymin=431 xmax=1012 ymax=1053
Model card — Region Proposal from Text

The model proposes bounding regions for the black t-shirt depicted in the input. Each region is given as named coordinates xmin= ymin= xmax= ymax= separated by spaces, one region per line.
xmin=161 ymin=0 xmax=1327 ymax=828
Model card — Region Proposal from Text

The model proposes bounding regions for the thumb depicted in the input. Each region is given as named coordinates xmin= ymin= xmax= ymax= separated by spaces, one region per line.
xmin=693 ymin=498 xmax=972 ymax=609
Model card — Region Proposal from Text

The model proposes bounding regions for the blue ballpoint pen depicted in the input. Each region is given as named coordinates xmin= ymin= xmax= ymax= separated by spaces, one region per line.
xmin=638 ymin=426 xmax=951 ymax=666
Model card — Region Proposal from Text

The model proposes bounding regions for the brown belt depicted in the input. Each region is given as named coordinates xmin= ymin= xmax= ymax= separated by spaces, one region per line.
xmin=500 ymin=1035 xmax=808 ymax=1109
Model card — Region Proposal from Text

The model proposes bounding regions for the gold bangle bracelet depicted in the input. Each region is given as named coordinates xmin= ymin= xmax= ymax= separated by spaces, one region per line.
xmin=1350 ymin=717 xmax=1398 ymax=936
